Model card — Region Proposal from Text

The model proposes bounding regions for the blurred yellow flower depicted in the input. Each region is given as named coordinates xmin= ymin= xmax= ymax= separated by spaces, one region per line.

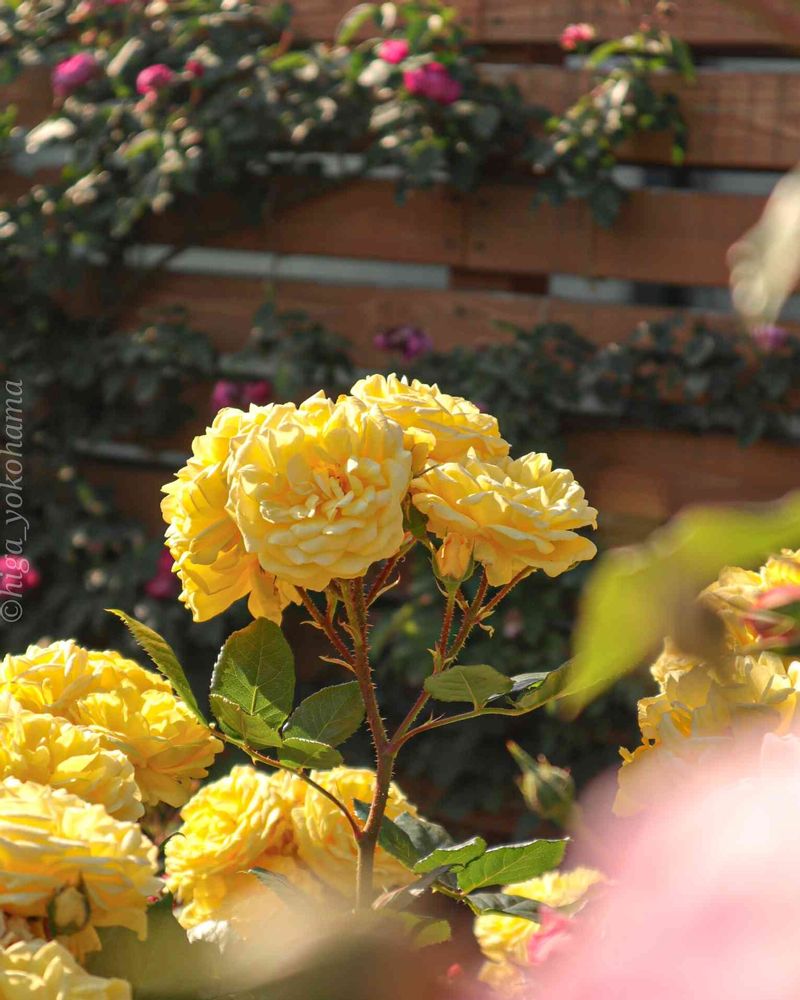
xmin=617 ymin=649 xmax=800 ymax=815
xmin=0 ymin=779 xmax=159 ymax=959
xmin=292 ymin=766 xmax=416 ymax=894
xmin=349 ymin=373 xmax=508 ymax=470
xmin=0 ymin=711 xmax=143 ymax=821
xmin=230 ymin=393 xmax=412 ymax=591
xmin=0 ymin=939 xmax=130 ymax=999
xmin=475 ymin=867 xmax=602 ymax=992
xmin=703 ymin=550 xmax=800 ymax=650
xmin=412 ymin=452 xmax=597 ymax=586
xmin=162 ymin=405 xmax=300 ymax=622
xmin=0 ymin=641 xmax=222 ymax=808
xmin=165 ymin=765 xmax=308 ymax=938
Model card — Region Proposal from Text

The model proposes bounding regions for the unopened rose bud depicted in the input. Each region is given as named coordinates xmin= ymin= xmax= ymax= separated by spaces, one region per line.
xmin=48 ymin=884 xmax=91 ymax=936
xmin=434 ymin=533 xmax=474 ymax=587
xmin=508 ymin=741 xmax=575 ymax=826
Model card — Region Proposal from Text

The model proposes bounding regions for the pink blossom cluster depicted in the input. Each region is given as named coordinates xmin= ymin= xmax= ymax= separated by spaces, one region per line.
xmin=560 ymin=22 xmax=596 ymax=51
xmin=403 ymin=62 xmax=462 ymax=105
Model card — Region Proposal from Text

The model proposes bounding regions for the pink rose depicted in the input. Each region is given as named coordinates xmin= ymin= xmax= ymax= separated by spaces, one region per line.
xmin=0 ymin=556 xmax=41 ymax=595
xmin=210 ymin=379 xmax=272 ymax=413
xmin=51 ymin=52 xmax=99 ymax=97
xmin=560 ymin=22 xmax=596 ymax=51
xmin=753 ymin=324 xmax=790 ymax=352
xmin=373 ymin=324 xmax=432 ymax=361
xmin=136 ymin=63 xmax=175 ymax=96
xmin=185 ymin=58 xmax=205 ymax=78
xmin=403 ymin=62 xmax=462 ymax=105
xmin=527 ymin=909 xmax=574 ymax=967
xmin=378 ymin=38 xmax=410 ymax=64
xmin=144 ymin=548 xmax=180 ymax=601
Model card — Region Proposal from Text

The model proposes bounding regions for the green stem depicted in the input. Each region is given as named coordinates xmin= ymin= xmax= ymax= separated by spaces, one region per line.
xmin=297 ymin=587 xmax=355 ymax=668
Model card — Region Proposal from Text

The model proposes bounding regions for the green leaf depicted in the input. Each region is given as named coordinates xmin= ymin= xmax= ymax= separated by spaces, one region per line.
xmin=210 ymin=618 xmax=295 ymax=729
xmin=424 ymin=665 xmax=513 ymax=709
xmin=393 ymin=812 xmax=454 ymax=858
xmin=462 ymin=892 xmax=543 ymax=921
xmin=413 ymin=837 xmax=487 ymax=874
xmin=336 ymin=2 xmax=377 ymax=43
xmin=108 ymin=610 xmax=205 ymax=723
xmin=249 ymin=868 xmax=310 ymax=907
xmin=209 ymin=694 xmax=283 ymax=749
xmin=456 ymin=839 xmax=567 ymax=893
xmin=353 ymin=801 xmax=420 ymax=870
xmin=563 ymin=493 xmax=800 ymax=712
xmin=513 ymin=661 xmax=574 ymax=711
xmin=396 ymin=913 xmax=452 ymax=949
xmin=282 ymin=681 xmax=364 ymax=748
xmin=278 ymin=737 xmax=343 ymax=769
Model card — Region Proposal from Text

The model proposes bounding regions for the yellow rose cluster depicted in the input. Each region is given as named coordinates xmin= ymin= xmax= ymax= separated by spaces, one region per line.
xmin=162 ymin=374 xmax=597 ymax=619
xmin=474 ymin=867 xmax=603 ymax=993
xmin=0 ymin=639 xmax=222 ymax=995
xmin=617 ymin=550 xmax=800 ymax=815
xmin=165 ymin=765 xmax=417 ymax=943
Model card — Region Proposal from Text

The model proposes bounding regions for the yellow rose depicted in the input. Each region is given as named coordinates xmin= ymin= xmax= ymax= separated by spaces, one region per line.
xmin=292 ymin=767 xmax=416 ymax=894
xmin=0 ymin=641 xmax=223 ymax=809
xmin=649 ymin=639 xmax=704 ymax=686
xmin=0 ymin=939 xmax=130 ymax=1000
xmin=229 ymin=393 xmax=412 ymax=591
xmin=0 ymin=779 xmax=160 ymax=959
xmin=0 ymin=641 xmax=170 ymax=712
xmin=165 ymin=765 xmax=306 ymax=936
xmin=412 ymin=452 xmax=597 ymax=586
xmin=0 ymin=711 xmax=143 ymax=821
xmin=475 ymin=867 xmax=602 ymax=989
xmin=703 ymin=550 xmax=800 ymax=651
xmin=349 ymin=373 xmax=509 ymax=470
xmin=162 ymin=405 xmax=300 ymax=622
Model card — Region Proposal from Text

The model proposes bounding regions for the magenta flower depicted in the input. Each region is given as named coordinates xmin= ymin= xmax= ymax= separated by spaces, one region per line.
xmin=378 ymin=39 xmax=410 ymax=64
xmin=51 ymin=52 xmax=99 ymax=98
xmin=144 ymin=548 xmax=180 ymax=601
xmin=185 ymin=58 xmax=205 ymax=78
xmin=403 ymin=62 xmax=462 ymax=105
xmin=210 ymin=379 xmax=272 ymax=413
xmin=753 ymin=324 xmax=790 ymax=352
xmin=374 ymin=325 xmax=433 ymax=361
xmin=136 ymin=63 xmax=175 ymax=96
xmin=0 ymin=556 xmax=41 ymax=595
xmin=560 ymin=22 xmax=596 ymax=51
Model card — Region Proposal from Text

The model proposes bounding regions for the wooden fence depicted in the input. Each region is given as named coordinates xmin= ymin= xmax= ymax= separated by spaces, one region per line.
xmin=6 ymin=0 xmax=800 ymax=542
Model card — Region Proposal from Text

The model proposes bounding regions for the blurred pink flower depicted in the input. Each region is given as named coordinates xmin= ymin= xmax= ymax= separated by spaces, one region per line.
xmin=538 ymin=732 xmax=800 ymax=999
xmin=144 ymin=548 xmax=180 ymax=600
xmin=753 ymin=324 xmax=789 ymax=352
xmin=52 ymin=52 xmax=99 ymax=97
xmin=526 ymin=909 xmax=574 ymax=967
xmin=210 ymin=379 xmax=272 ymax=413
xmin=403 ymin=62 xmax=462 ymax=105
xmin=0 ymin=556 xmax=41 ymax=594
xmin=136 ymin=63 xmax=175 ymax=96
xmin=373 ymin=325 xmax=433 ymax=361
xmin=185 ymin=58 xmax=205 ymax=78
xmin=560 ymin=23 xmax=596 ymax=51
xmin=378 ymin=39 xmax=410 ymax=64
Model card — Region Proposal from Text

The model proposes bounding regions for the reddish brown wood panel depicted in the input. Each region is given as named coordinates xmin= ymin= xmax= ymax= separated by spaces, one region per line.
xmin=290 ymin=0 xmax=482 ymax=38
xmin=466 ymin=186 xmax=765 ymax=286
xmin=481 ymin=0 xmax=795 ymax=46
xmin=127 ymin=273 xmax=753 ymax=359
xmin=567 ymin=428 xmax=800 ymax=529
xmin=145 ymin=182 xmax=766 ymax=288
xmin=495 ymin=66 xmax=800 ymax=171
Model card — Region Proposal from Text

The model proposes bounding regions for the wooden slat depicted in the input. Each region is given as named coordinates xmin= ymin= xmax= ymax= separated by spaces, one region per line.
xmin=290 ymin=0 xmax=482 ymax=38
xmin=481 ymin=0 xmax=795 ymax=47
xmin=496 ymin=66 xmax=800 ymax=171
xmin=146 ymin=181 xmax=765 ymax=287
xmin=466 ymin=185 xmax=765 ymax=286
xmin=127 ymin=273 xmax=750 ymax=358
xmin=567 ymin=427 xmax=800 ymax=528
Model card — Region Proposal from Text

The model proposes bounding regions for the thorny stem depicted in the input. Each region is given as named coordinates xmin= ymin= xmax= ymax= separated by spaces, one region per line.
xmin=340 ymin=578 xmax=396 ymax=910
xmin=218 ymin=733 xmax=362 ymax=841
xmin=365 ymin=536 xmax=415 ymax=607
xmin=297 ymin=587 xmax=354 ymax=669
